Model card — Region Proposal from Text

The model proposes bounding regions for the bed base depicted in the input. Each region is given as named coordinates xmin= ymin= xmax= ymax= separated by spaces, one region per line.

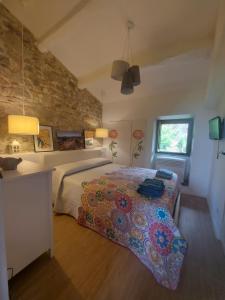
xmin=173 ymin=192 xmax=181 ymax=226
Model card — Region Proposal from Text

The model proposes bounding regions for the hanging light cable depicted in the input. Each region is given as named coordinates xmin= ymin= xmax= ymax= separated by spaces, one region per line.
xmin=21 ymin=22 xmax=25 ymax=116
xmin=111 ymin=21 xmax=131 ymax=82
xmin=95 ymin=90 xmax=108 ymax=138
xmin=127 ymin=21 xmax=141 ymax=87
xmin=121 ymin=21 xmax=134 ymax=95
xmin=8 ymin=23 xmax=39 ymax=135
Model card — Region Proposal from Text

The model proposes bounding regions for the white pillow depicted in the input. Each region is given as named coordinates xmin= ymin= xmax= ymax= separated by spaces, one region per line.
xmin=56 ymin=157 xmax=112 ymax=177
xmin=52 ymin=157 xmax=112 ymax=204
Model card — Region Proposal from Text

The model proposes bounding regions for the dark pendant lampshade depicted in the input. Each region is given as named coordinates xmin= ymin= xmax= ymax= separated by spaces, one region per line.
xmin=121 ymin=70 xmax=134 ymax=95
xmin=129 ymin=65 xmax=141 ymax=86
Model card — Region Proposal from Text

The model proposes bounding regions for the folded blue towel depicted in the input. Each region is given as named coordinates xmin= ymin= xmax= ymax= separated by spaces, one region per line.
xmin=137 ymin=187 xmax=164 ymax=198
xmin=141 ymin=178 xmax=165 ymax=186
xmin=156 ymin=169 xmax=173 ymax=180
xmin=137 ymin=178 xmax=165 ymax=198
xmin=139 ymin=178 xmax=165 ymax=190
xmin=139 ymin=184 xmax=164 ymax=192
xmin=143 ymin=178 xmax=164 ymax=186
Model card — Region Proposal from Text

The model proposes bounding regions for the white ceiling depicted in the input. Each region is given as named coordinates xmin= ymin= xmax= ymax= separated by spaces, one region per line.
xmin=2 ymin=0 xmax=218 ymax=103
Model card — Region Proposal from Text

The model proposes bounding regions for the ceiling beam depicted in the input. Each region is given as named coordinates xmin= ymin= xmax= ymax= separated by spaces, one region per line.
xmin=78 ymin=36 xmax=213 ymax=89
xmin=37 ymin=0 xmax=92 ymax=52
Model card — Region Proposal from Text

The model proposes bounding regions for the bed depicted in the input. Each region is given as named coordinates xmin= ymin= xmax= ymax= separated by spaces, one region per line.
xmin=53 ymin=157 xmax=187 ymax=290
xmin=53 ymin=159 xmax=123 ymax=219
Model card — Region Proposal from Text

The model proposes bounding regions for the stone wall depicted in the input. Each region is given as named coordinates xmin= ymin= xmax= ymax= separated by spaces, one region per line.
xmin=0 ymin=4 xmax=102 ymax=153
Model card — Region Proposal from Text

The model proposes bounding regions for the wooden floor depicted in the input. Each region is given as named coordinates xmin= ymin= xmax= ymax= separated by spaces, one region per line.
xmin=9 ymin=195 xmax=225 ymax=300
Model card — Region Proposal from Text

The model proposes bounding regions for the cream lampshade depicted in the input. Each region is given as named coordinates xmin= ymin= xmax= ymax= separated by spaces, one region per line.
xmin=7 ymin=25 xmax=39 ymax=136
xmin=111 ymin=60 xmax=129 ymax=81
xmin=8 ymin=115 xmax=39 ymax=135
xmin=95 ymin=128 xmax=109 ymax=138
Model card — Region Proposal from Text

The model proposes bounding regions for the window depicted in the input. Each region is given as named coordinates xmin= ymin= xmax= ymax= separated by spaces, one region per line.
xmin=156 ymin=118 xmax=193 ymax=156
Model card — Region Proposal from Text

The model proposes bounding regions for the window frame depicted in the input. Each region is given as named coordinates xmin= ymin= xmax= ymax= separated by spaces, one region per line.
xmin=155 ymin=118 xmax=194 ymax=156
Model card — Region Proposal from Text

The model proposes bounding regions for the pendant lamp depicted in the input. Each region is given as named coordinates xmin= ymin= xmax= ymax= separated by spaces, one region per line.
xmin=111 ymin=21 xmax=141 ymax=95
xmin=95 ymin=128 xmax=109 ymax=138
xmin=111 ymin=60 xmax=129 ymax=81
xmin=8 ymin=115 xmax=39 ymax=135
xmin=95 ymin=90 xmax=108 ymax=138
xmin=129 ymin=65 xmax=141 ymax=86
xmin=121 ymin=70 xmax=134 ymax=95
xmin=8 ymin=24 xmax=39 ymax=135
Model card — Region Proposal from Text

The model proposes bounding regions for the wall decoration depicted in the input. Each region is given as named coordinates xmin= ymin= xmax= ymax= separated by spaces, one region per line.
xmin=34 ymin=125 xmax=54 ymax=152
xmin=104 ymin=120 xmax=146 ymax=167
xmin=131 ymin=120 xmax=147 ymax=167
xmin=57 ymin=131 xmax=85 ymax=151
xmin=109 ymin=129 xmax=118 ymax=139
xmin=85 ymin=130 xmax=94 ymax=148
xmin=108 ymin=129 xmax=118 ymax=160
xmin=109 ymin=141 xmax=118 ymax=159
xmin=104 ymin=122 xmax=132 ymax=165
xmin=8 ymin=140 xmax=21 ymax=153
xmin=132 ymin=129 xmax=144 ymax=159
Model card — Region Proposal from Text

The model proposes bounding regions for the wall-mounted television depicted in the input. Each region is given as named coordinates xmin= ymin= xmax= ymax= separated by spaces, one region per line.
xmin=209 ymin=116 xmax=222 ymax=140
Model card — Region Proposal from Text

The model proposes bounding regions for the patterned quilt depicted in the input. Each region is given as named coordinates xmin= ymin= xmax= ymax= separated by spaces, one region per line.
xmin=78 ymin=167 xmax=187 ymax=289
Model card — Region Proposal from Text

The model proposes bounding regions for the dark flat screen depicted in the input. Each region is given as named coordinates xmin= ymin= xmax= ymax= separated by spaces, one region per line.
xmin=209 ymin=117 xmax=222 ymax=140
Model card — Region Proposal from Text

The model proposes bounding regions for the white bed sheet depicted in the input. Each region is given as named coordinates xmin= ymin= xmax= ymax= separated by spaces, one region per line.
xmin=55 ymin=163 xmax=124 ymax=219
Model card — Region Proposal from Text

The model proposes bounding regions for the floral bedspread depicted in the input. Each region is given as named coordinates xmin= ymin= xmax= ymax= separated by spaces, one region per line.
xmin=78 ymin=167 xmax=187 ymax=290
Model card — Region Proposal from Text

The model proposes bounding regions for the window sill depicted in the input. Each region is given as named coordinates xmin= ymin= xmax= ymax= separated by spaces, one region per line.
xmin=154 ymin=154 xmax=190 ymax=186
xmin=155 ymin=153 xmax=189 ymax=160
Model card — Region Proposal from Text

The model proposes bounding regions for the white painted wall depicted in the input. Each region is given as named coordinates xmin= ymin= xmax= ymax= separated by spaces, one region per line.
xmin=206 ymin=0 xmax=225 ymax=250
xmin=103 ymin=87 xmax=216 ymax=198
xmin=207 ymin=99 xmax=225 ymax=243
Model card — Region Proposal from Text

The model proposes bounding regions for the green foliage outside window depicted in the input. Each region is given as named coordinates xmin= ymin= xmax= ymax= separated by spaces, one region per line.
xmin=156 ymin=119 xmax=193 ymax=156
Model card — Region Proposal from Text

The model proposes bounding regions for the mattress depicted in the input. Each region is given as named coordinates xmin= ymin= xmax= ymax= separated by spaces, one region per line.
xmin=56 ymin=163 xmax=124 ymax=218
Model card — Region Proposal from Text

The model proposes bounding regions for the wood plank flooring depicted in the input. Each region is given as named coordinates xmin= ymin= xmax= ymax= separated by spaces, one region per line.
xmin=9 ymin=195 xmax=225 ymax=300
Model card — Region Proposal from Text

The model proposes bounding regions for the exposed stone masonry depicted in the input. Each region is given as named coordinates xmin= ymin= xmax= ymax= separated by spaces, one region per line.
xmin=0 ymin=4 xmax=102 ymax=153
